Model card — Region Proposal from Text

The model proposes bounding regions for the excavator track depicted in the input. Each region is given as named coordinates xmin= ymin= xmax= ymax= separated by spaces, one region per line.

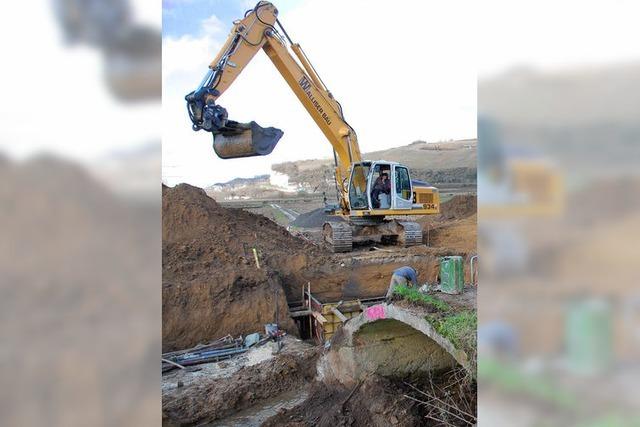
xmin=397 ymin=221 xmax=423 ymax=247
xmin=323 ymin=222 xmax=353 ymax=253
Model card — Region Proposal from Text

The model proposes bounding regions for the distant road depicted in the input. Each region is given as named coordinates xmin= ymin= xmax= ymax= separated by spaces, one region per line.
xmin=270 ymin=203 xmax=299 ymax=221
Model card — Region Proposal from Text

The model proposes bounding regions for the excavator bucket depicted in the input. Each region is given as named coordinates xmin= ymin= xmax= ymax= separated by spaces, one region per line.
xmin=212 ymin=121 xmax=283 ymax=159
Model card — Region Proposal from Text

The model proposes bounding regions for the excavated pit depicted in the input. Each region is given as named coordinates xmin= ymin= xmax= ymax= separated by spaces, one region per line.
xmin=263 ymin=304 xmax=476 ymax=427
xmin=162 ymin=184 xmax=475 ymax=351
xmin=162 ymin=184 xmax=477 ymax=425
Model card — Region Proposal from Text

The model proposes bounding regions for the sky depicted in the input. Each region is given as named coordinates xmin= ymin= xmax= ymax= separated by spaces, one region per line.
xmin=162 ymin=0 xmax=478 ymax=187
xmin=0 ymin=0 xmax=161 ymax=162
xmin=0 ymin=0 xmax=635 ymax=185
xmin=477 ymin=0 xmax=640 ymax=78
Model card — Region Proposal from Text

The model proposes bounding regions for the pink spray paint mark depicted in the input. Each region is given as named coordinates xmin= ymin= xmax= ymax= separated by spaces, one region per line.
xmin=365 ymin=304 xmax=386 ymax=320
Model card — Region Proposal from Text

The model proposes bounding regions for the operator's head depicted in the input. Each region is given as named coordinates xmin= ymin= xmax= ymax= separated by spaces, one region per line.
xmin=381 ymin=172 xmax=389 ymax=180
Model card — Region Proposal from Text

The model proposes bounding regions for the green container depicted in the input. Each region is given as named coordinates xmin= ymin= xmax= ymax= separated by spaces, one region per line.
xmin=566 ymin=298 xmax=612 ymax=376
xmin=439 ymin=256 xmax=464 ymax=294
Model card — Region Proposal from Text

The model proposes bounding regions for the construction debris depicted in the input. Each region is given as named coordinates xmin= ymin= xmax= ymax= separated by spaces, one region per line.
xmin=162 ymin=335 xmax=246 ymax=373
xmin=162 ymin=336 xmax=319 ymax=425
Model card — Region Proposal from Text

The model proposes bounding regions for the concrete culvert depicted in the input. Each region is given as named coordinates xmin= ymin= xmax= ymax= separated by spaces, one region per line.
xmin=352 ymin=319 xmax=458 ymax=378
xmin=318 ymin=304 xmax=472 ymax=386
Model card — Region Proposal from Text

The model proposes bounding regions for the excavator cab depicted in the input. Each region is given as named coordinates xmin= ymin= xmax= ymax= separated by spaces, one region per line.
xmin=348 ymin=161 xmax=414 ymax=212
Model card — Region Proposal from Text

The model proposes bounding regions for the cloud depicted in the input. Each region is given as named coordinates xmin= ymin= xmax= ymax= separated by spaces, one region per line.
xmin=162 ymin=13 xmax=226 ymax=79
xmin=201 ymin=14 xmax=226 ymax=36
xmin=0 ymin=0 xmax=160 ymax=162
xmin=162 ymin=34 xmax=219 ymax=79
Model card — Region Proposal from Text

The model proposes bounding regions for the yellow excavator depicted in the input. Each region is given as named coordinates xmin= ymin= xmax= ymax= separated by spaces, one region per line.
xmin=186 ymin=1 xmax=440 ymax=252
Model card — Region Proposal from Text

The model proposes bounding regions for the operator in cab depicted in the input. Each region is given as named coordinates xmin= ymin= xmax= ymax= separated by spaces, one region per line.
xmin=385 ymin=266 xmax=419 ymax=300
xmin=371 ymin=171 xmax=391 ymax=208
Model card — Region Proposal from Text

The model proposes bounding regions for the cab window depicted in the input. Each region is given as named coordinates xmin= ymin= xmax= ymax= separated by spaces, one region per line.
xmin=395 ymin=167 xmax=411 ymax=200
xmin=349 ymin=164 xmax=370 ymax=209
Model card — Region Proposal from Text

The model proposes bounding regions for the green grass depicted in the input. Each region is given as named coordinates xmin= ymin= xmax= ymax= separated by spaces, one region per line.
xmin=392 ymin=286 xmax=478 ymax=361
xmin=430 ymin=311 xmax=477 ymax=357
xmin=393 ymin=285 xmax=450 ymax=312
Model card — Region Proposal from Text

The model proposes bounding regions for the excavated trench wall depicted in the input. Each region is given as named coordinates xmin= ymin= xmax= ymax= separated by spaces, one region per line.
xmin=318 ymin=304 xmax=471 ymax=386
xmin=284 ymin=250 xmax=459 ymax=303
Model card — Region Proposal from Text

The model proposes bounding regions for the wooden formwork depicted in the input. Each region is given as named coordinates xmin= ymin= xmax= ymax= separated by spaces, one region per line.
xmin=290 ymin=283 xmax=385 ymax=344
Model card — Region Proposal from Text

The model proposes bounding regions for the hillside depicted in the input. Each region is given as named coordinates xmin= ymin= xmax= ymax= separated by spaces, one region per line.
xmin=207 ymin=138 xmax=476 ymax=200
xmin=479 ymin=63 xmax=640 ymax=178
xmin=271 ymin=139 xmax=476 ymax=196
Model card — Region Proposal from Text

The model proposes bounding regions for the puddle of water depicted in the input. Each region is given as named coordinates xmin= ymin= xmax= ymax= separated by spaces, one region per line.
xmin=205 ymin=388 xmax=309 ymax=427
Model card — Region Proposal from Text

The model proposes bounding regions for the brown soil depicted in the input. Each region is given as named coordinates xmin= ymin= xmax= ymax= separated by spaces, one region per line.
xmin=424 ymin=214 xmax=477 ymax=254
xmin=162 ymin=183 xmax=321 ymax=269
xmin=419 ymin=194 xmax=477 ymax=283
xmin=162 ymin=184 xmax=322 ymax=351
xmin=162 ymin=272 xmax=295 ymax=352
xmin=262 ymin=376 xmax=419 ymax=427
xmin=298 ymin=247 xmax=455 ymax=302
xmin=263 ymin=368 xmax=477 ymax=427
xmin=419 ymin=194 xmax=477 ymax=254
xmin=162 ymin=340 xmax=319 ymax=425
xmin=439 ymin=194 xmax=477 ymax=221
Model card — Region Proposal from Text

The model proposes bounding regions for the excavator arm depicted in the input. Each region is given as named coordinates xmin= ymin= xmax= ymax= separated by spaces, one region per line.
xmin=185 ymin=1 xmax=361 ymax=210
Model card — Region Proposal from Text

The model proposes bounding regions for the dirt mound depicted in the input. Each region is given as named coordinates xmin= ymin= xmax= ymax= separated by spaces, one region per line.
xmin=163 ymin=183 xmax=319 ymax=267
xmin=163 ymin=184 xmax=326 ymax=351
xmin=439 ymin=194 xmax=477 ymax=220
xmin=290 ymin=207 xmax=345 ymax=229
xmin=425 ymin=214 xmax=477 ymax=255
